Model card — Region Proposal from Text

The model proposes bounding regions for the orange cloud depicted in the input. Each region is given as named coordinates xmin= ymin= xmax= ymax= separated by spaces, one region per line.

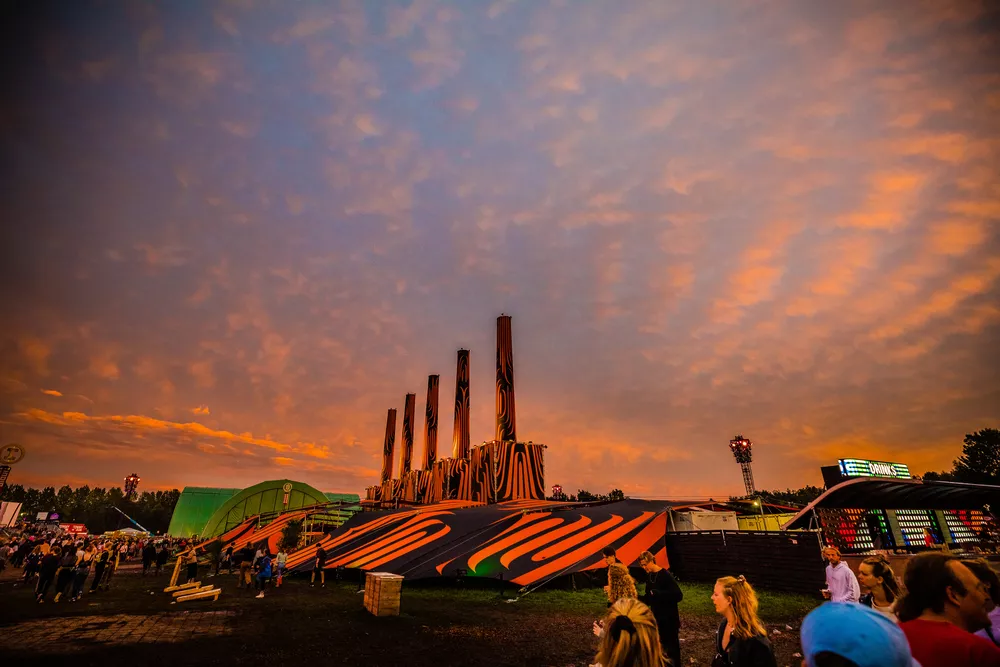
xmin=191 ymin=405 xmax=210 ymax=415
xmin=41 ymin=389 xmax=62 ymax=397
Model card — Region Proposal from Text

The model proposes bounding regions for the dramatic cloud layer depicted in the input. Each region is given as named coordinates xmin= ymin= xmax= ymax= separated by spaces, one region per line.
xmin=1 ymin=1 xmax=998 ymax=497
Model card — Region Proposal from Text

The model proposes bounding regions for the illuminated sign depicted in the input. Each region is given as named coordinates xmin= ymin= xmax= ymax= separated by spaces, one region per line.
xmin=838 ymin=458 xmax=911 ymax=479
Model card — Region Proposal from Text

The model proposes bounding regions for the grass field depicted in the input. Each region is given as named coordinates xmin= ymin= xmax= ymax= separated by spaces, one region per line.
xmin=0 ymin=564 xmax=818 ymax=666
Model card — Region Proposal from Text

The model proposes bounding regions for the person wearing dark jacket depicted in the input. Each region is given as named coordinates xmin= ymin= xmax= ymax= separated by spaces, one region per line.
xmin=90 ymin=547 xmax=110 ymax=593
xmin=711 ymin=575 xmax=777 ymax=667
xmin=155 ymin=544 xmax=169 ymax=575
xmin=638 ymin=550 xmax=683 ymax=666
xmin=36 ymin=547 xmax=62 ymax=603
xmin=142 ymin=542 xmax=157 ymax=575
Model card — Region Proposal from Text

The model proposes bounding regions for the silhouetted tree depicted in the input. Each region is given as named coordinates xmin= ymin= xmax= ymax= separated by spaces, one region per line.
xmin=952 ymin=428 xmax=1000 ymax=485
xmin=280 ymin=519 xmax=303 ymax=551
xmin=0 ymin=483 xmax=180 ymax=534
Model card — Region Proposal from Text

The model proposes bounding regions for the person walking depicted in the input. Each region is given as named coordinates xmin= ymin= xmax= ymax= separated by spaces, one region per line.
xmin=710 ymin=575 xmax=777 ymax=667
xmin=90 ymin=545 xmax=109 ymax=593
xmin=69 ymin=543 xmax=95 ymax=601
xmin=275 ymin=549 xmax=287 ymax=587
xmin=821 ymin=546 xmax=860 ymax=603
xmin=142 ymin=541 xmax=156 ymax=576
xmin=155 ymin=543 xmax=169 ymax=575
xmin=637 ymin=550 xmax=682 ymax=666
xmin=183 ymin=547 xmax=199 ymax=584
xmin=238 ymin=545 xmax=254 ymax=588
xmin=255 ymin=552 xmax=272 ymax=599
xmin=897 ymin=552 xmax=1000 ymax=666
xmin=222 ymin=545 xmax=234 ymax=575
xmin=311 ymin=545 xmax=327 ymax=588
xmin=52 ymin=547 xmax=79 ymax=603
xmin=602 ymin=546 xmax=637 ymax=606
xmin=35 ymin=546 xmax=61 ymax=603
xmin=857 ymin=554 xmax=901 ymax=621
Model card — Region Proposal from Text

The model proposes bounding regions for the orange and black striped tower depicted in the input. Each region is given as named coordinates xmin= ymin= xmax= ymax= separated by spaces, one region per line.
xmin=399 ymin=393 xmax=416 ymax=477
xmin=495 ymin=314 xmax=517 ymax=443
xmin=452 ymin=349 xmax=471 ymax=459
xmin=422 ymin=375 xmax=439 ymax=469
xmin=380 ymin=408 xmax=397 ymax=487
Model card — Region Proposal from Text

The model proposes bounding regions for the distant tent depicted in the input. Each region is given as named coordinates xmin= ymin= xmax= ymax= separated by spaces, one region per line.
xmin=167 ymin=487 xmax=241 ymax=537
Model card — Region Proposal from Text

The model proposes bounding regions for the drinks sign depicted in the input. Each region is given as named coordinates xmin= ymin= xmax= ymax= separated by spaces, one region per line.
xmin=838 ymin=458 xmax=911 ymax=479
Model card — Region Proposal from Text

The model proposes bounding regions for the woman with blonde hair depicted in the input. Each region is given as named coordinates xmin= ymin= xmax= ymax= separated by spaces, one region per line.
xmin=593 ymin=597 xmax=668 ymax=667
xmin=710 ymin=575 xmax=776 ymax=667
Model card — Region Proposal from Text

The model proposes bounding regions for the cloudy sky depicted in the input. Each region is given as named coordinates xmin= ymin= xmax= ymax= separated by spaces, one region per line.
xmin=1 ymin=1 xmax=998 ymax=498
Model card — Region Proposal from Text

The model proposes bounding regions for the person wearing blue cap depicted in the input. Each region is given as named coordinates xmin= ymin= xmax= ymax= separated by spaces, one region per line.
xmin=800 ymin=602 xmax=920 ymax=667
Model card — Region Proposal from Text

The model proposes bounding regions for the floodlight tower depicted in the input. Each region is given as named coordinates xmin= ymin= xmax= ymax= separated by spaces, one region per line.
xmin=124 ymin=472 xmax=141 ymax=500
xmin=729 ymin=436 xmax=756 ymax=496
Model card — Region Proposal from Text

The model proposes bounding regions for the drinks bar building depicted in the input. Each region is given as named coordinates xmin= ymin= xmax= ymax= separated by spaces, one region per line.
xmin=781 ymin=458 xmax=1000 ymax=554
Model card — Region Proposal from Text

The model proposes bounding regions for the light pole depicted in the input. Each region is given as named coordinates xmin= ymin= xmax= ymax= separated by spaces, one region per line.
xmin=729 ymin=435 xmax=756 ymax=496
xmin=124 ymin=473 xmax=140 ymax=500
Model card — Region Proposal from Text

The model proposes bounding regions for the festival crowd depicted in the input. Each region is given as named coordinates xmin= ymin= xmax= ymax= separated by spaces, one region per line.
xmin=590 ymin=544 xmax=1000 ymax=667
xmin=5 ymin=521 xmax=1000 ymax=667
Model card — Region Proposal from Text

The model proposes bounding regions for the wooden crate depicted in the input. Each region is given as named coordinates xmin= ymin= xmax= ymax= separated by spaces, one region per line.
xmin=363 ymin=572 xmax=404 ymax=617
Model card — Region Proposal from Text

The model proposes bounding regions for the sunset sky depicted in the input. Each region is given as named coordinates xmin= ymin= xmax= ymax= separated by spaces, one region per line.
xmin=1 ymin=1 xmax=997 ymax=499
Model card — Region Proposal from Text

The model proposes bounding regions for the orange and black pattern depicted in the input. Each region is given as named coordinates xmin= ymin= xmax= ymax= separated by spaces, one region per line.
xmin=495 ymin=315 xmax=517 ymax=443
xmin=451 ymin=349 xmax=470 ymax=459
xmin=491 ymin=441 xmax=545 ymax=501
xmin=288 ymin=499 xmax=672 ymax=587
xmin=381 ymin=408 xmax=397 ymax=486
xmin=422 ymin=374 xmax=439 ymax=470
xmin=399 ymin=393 xmax=416 ymax=477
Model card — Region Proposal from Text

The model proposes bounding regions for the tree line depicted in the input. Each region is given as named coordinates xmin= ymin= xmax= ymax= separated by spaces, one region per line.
xmin=0 ymin=483 xmax=181 ymax=535
xmin=736 ymin=428 xmax=1000 ymax=507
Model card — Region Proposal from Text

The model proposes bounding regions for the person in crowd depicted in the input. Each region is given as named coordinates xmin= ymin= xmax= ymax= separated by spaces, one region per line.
xmin=90 ymin=545 xmax=110 ymax=593
xmin=637 ymin=550 xmax=682 ymax=666
xmin=275 ymin=548 xmax=288 ymax=587
xmin=711 ymin=575 xmax=777 ymax=667
xmin=36 ymin=545 xmax=61 ymax=603
xmin=922 ymin=527 xmax=936 ymax=549
xmin=142 ymin=541 xmax=156 ymax=576
xmin=239 ymin=545 xmax=255 ymax=588
xmin=69 ymin=542 xmax=95 ymax=601
xmin=896 ymin=552 xmax=1000 ymax=666
xmin=963 ymin=558 xmax=1000 ymax=648
xmin=311 ymin=545 xmax=327 ymax=588
xmin=800 ymin=601 xmax=919 ymax=667
xmin=591 ymin=597 xmax=666 ymax=667
xmin=0 ymin=540 xmax=11 ymax=572
xmin=255 ymin=551 xmax=272 ymax=599
xmin=22 ymin=545 xmax=42 ymax=583
xmin=183 ymin=547 xmax=199 ymax=584
xmin=821 ymin=547 xmax=860 ymax=603
xmin=222 ymin=544 xmax=234 ymax=575
xmin=857 ymin=554 xmax=901 ymax=621
xmin=52 ymin=546 xmax=79 ymax=602
xmin=155 ymin=543 xmax=169 ymax=575
xmin=603 ymin=546 xmax=637 ymax=606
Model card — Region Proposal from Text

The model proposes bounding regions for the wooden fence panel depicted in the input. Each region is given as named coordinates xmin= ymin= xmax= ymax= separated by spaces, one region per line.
xmin=666 ymin=530 xmax=825 ymax=595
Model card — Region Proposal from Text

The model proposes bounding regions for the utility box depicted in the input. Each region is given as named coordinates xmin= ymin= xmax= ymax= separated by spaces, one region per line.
xmin=364 ymin=572 xmax=403 ymax=617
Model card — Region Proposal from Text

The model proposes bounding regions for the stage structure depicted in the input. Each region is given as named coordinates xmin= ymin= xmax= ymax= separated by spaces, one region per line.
xmin=367 ymin=316 xmax=546 ymax=507
xmin=289 ymin=499 xmax=674 ymax=584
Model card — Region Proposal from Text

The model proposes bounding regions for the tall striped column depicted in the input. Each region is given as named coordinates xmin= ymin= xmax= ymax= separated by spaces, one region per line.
xmin=380 ymin=408 xmax=397 ymax=487
xmin=452 ymin=349 xmax=471 ymax=459
xmin=495 ymin=314 xmax=517 ymax=443
xmin=399 ymin=393 xmax=416 ymax=477
xmin=422 ymin=374 xmax=440 ymax=470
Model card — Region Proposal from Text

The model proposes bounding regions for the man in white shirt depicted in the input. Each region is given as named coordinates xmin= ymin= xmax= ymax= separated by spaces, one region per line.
xmin=822 ymin=546 xmax=861 ymax=602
